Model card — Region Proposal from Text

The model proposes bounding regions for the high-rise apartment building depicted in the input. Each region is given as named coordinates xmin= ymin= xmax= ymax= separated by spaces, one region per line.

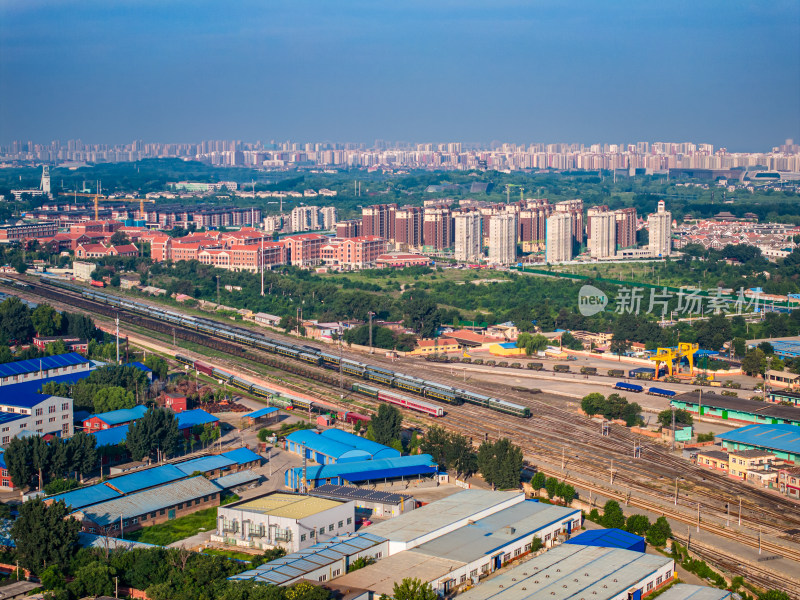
xmin=488 ymin=213 xmax=516 ymax=265
xmin=518 ymin=199 xmax=552 ymax=248
xmin=319 ymin=206 xmax=338 ymax=230
xmin=587 ymin=208 xmax=616 ymax=259
xmin=546 ymin=212 xmax=573 ymax=263
xmin=291 ymin=206 xmax=320 ymax=232
xmin=648 ymin=200 xmax=672 ymax=257
xmin=454 ymin=211 xmax=482 ymax=262
xmin=362 ymin=204 xmax=396 ymax=239
xmin=394 ymin=206 xmax=424 ymax=248
xmin=555 ymin=199 xmax=584 ymax=246
xmin=614 ymin=208 xmax=637 ymax=249
xmin=423 ymin=206 xmax=453 ymax=250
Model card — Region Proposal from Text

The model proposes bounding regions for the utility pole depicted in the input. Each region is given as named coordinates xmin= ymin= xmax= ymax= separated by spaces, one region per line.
xmin=674 ymin=477 xmax=678 ymax=505
xmin=261 ymin=233 xmax=265 ymax=296
xmin=115 ymin=314 xmax=120 ymax=364
xmin=697 ymin=502 xmax=700 ymax=533
xmin=610 ymin=459 xmax=614 ymax=485
xmin=216 ymin=275 xmax=220 ymax=305
xmin=368 ymin=311 xmax=375 ymax=354
xmin=338 ymin=329 xmax=344 ymax=393
xmin=561 ymin=447 xmax=565 ymax=470
xmin=738 ymin=496 xmax=742 ymax=526
xmin=726 ymin=502 xmax=730 ymax=527
xmin=671 ymin=405 xmax=676 ymax=451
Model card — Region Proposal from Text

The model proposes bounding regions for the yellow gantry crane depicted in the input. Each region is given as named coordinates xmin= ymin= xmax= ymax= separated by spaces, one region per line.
xmin=59 ymin=192 xmax=155 ymax=220
xmin=649 ymin=342 xmax=699 ymax=380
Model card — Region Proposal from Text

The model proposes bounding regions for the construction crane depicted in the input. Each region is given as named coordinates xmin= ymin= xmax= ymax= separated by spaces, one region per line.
xmin=505 ymin=184 xmax=524 ymax=204
xmin=119 ymin=197 xmax=157 ymax=219
xmin=649 ymin=342 xmax=699 ymax=380
xmin=58 ymin=191 xmax=111 ymax=220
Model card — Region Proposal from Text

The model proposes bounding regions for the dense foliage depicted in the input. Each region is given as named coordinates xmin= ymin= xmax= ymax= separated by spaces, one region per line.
xmin=420 ymin=426 xmax=477 ymax=480
xmin=581 ymin=393 xmax=642 ymax=426
xmin=126 ymin=407 xmax=182 ymax=461
xmin=477 ymin=438 xmax=524 ymax=490
xmin=5 ymin=432 xmax=98 ymax=489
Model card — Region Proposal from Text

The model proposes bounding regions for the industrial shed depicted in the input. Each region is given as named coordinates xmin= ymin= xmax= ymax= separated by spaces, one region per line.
xmin=243 ymin=406 xmax=280 ymax=426
xmin=46 ymin=482 xmax=122 ymax=510
xmin=309 ymin=484 xmax=414 ymax=518
xmin=656 ymin=584 xmax=731 ymax=600
xmin=285 ymin=430 xmax=372 ymax=465
xmin=671 ymin=392 xmax=800 ymax=427
xmin=319 ymin=429 xmax=401 ymax=460
xmin=83 ymin=405 xmax=148 ymax=432
xmin=104 ymin=464 xmax=186 ymax=494
xmin=74 ymin=476 xmax=221 ymax=536
xmin=285 ymin=454 xmax=439 ymax=490
xmin=565 ymin=528 xmax=646 ymax=552
xmin=212 ymin=470 xmax=261 ymax=491
xmin=715 ymin=424 xmax=800 ymax=463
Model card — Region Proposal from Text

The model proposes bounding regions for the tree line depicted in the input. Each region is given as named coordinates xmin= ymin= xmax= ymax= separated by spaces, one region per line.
xmin=4 ymin=432 xmax=98 ymax=490
xmin=580 ymin=392 xmax=642 ymax=427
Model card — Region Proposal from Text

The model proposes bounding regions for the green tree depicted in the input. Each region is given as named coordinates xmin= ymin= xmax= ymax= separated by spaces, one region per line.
xmin=759 ymin=592 xmax=790 ymax=600
xmin=382 ymin=577 xmax=438 ymax=600
xmin=66 ymin=431 xmax=98 ymax=481
xmin=31 ymin=304 xmax=62 ymax=337
xmin=742 ymin=348 xmax=767 ymax=376
xmin=600 ymin=500 xmax=625 ymax=529
xmin=477 ymin=438 xmax=523 ymax=490
xmin=31 ymin=435 xmax=51 ymax=490
xmin=11 ymin=498 xmax=81 ymax=574
xmin=545 ymin=476 xmax=559 ymax=499
xmin=581 ymin=392 xmax=605 ymax=416
xmin=93 ymin=386 xmax=136 ymax=413
xmin=347 ymin=556 xmax=376 ymax=572
xmin=624 ymin=514 xmax=651 ymax=536
xmin=531 ymin=471 xmax=546 ymax=490
xmin=4 ymin=436 xmax=33 ymax=489
xmin=125 ymin=407 xmax=181 ymax=461
xmin=420 ymin=425 xmax=452 ymax=468
xmin=144 ymin=355 xmax=169 ymax=380
xmin=560 ymin=484 xmax=575 ymax=505
xmin=646 ymin=516 xmax=672 ymax=546
xmin=69 ymin=562 xmax=116 ymax=598
xmin=402 ymin=293 xmax=441 ymax=338
xmin=43 ymin=478 xmax=81 ymax=495
xmin=657 ymin=409 xmax=693 ymax=428
xmin=0 ymin=296 xmax=33 ymax=343
xmin=732 ymin=337 xmax=746 ymax=358
xmin=368 ymin=403 xmax=403 ymax=446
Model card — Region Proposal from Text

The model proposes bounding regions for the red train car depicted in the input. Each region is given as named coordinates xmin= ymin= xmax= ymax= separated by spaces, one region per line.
xmin=338 ymin=410 xmax=371 ymax=425
xmin=90 ymin=280 xmax=105 ymax=288
xmin=377 ymin=390 xmax=444 ymax=417
xmin=194 ymin=360 xmax=214 ymax=376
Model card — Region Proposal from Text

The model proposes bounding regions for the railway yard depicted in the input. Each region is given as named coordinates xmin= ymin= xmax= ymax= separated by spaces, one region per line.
xmin=3 ymin=274 xmax=800 ymax=597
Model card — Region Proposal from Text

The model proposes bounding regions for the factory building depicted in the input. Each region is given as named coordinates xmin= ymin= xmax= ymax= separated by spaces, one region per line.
xmin=364 ymin=489 xmax=525 ymax=556
xmin=214 ymin=492 xmax=356 ymax=553
xmin=285 ymin=454 xmax=439 ymax=491
xmin=564 ymin=528 xmax=645 ymax=552
xmin=74 ymin=476 xmax=221 ymax=537
xmin=229 ymin=532 xmax=387 ymax=586
xmin=715 ymin=424 xmax=800 ymax=464
xmin=656 ymin=584 xmax=731 ymax=600
xmin=0 ymin=352 xmax=91 ymax=387
xmin=308 ymin=484 xmax=415 ymax=518
xmin=83 ymin=405 xmax=148 ymax=432
xmin=284 ymin=429 xmax=400 ymax=465
xmin=337 ymin=500 xmax=581 ymax=597
xmin=457 ymin=544 xmax=675 ymax=600
xmin=671 ymin=391 xmax=800 ymax=427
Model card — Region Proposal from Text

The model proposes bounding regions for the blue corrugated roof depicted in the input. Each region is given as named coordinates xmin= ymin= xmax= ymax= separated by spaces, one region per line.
xmin=289 ymin=454 xmax=437 ymax=484
xmin=565 ymin=528 xmax=646 ymax=552
xmin=286 ymin=429 xmax=371 ymax=461
xmin=0 ymin=390 xmax=62 ymax=410
xmin=212 ymin=470 xmax=261 ymax=489
xmin=0 ymin=352 xmax=89 ymax=378
xmin=0 ymin=413 xmax=26 ymax=427
xmin=1 ymin=372 xmax=93 ymax=397
xmin=498 ymin=342 xmax=517 ymax=349
xmin=175 ymin=454 xmax=234 ymax=475
xmin=175 ymin=409 xmax=219 ymax=430
xmin=124 ymin=361 xmax=152 ymax=373
xmin=104 ymin=464 xmax=186 ymax=494
xmin=319 ymin=429 xmax=400 ymax=459
xmin=47 ymin=483 xmax=122 ymax=510
xmin=0 ymin=449 xmax=6 ymax=470
xmin=221 ymin=447 xmax=262 ymax=465
xmin=86 ymin=405 xmax=148 ymax=426
xmin=716 ymin=424 xmax=800 ymax=454
xmin=244 ymin=407 xmax=278 ymax=419
xmin=91 ymin=424 xmax=129 ymax=447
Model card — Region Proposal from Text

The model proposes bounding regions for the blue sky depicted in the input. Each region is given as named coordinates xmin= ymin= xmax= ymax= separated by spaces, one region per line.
xmin=1 ymin=0 xmax=798 ymax=151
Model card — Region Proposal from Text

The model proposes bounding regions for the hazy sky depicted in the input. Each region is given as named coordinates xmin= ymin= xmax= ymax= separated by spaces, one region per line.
xmin=1 ymin=0 xmax=798 ymax=151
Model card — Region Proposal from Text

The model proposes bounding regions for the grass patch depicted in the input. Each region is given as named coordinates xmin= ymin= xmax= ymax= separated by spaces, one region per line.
xmin=124 ymin=494 xmax=240 ymax=546
xmin=202 ymin=548 xmax=256 ymax=562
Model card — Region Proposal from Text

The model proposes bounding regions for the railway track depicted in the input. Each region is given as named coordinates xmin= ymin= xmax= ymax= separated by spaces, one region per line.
xmin=6 ymin=278 xmax=800 ymax=573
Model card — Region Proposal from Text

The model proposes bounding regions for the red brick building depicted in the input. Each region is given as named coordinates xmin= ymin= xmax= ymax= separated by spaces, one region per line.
xmin=320 ymin=236 xmax=387 ymax=269
xmin=283 ymin=233 xmax=329 ymax=267
xmin=33 ymin=336 xmax=88 ymax=353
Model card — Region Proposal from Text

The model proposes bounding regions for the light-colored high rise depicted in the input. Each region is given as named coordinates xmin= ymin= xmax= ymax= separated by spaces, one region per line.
xmin=320 ymin=206 xmax=337 ymax=230
xmin=454 ymin=212 xmax=482 ymax=262
xmin=648 ymin=200 xmax=672 ymax=257
xmin=587 ymin=208 xmax=616 ymax=259
xmin=40 ymin=165 xmax=51 ymax=196
xmin=546 ymin=212 xmax=572 ymax=263
xmin=291 ymin=206 xmax=320 ymax=232
xmin=488 ymin=213 xmax=516 ymax=265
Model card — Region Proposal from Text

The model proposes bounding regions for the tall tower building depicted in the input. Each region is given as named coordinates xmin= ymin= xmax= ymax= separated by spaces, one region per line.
xmin=555 ymin=199 xmax=584 ymax=247
xmin=40 ymin=165 xmax=51 ymax=196
xmin=614 ymin=207 xmax=637 ymax=249
xmin=291 ymin=206 xmax=320 ymax=232
xmin=394 ymin=206 xmax=424 ymax=248
xmin=488 ymin=213 xmax=517 ymax=265
xmin=546 ymin=212 xmax=573 ymax=263
xmin=648 ymin=200 xmax=672 ymax=258
xmin=423 ymin=206 xmax=453 ymax=250
xmin=588 ymin=209 xmax=616 ymax=259
xmin=454 ymin=212 xmax=482 ymax=262
xmin=319 ymin=206 xmax=337 ymax=230
xmin=362 ymin=204 xmax=397 ymax=240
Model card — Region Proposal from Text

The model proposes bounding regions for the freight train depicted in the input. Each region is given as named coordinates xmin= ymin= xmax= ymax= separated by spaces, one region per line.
xmin=48 ymin=279 xmax=531 ymax=418
xmin=613 ymin=381 xmax=676 ymax=398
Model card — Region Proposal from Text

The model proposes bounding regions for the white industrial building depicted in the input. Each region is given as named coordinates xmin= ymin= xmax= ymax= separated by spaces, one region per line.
xmin=335 ymin=500 xmax=582 ymax=597
xmin=308 ymin=484 xmax=415 ymax=518
xmin=361 ymin=489 xmax=525 ymax=556
xmin=214 ymin=492 xmax=355 ymax=553
xmin=457 ymin=543 xmax=676 ymax=600
xmin=546 ymin=212 xmax=573 ymax=263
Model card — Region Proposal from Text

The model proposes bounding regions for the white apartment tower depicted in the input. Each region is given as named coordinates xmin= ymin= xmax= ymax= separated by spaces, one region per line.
xmin=588 ymin=209 xmax=616 ymax=259
xmin=291 ymin=206 xmax=320 ymax=232
xmin=40 ymin=165 xmax=51 ymax=196
xmin=648 ymin=200 xmax=672 ymax=257
xmin=320 ymin=206 xmax=338 ymax=230
xmin=545 ymin=212 xmax=572 ymax=263
xmin=454 ymin=212 xmax=482 ymax=262
xmin=488 ymin=213 xmax=517 ymax=265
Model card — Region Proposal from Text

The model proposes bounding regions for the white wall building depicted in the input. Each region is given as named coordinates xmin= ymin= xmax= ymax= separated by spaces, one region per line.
xmin=215 ymin=492 xmax=356 ymax=553
xmin=589 ymin=210 xmax=616 ymax=259
xmin=291 ymin=206 xmax=321 ymax=233
xmin=648 ymin=200 xmax=672 ymax=257
xmin=454 ymin=212 xmax=482 ymax=262
xmin=488 ymin=213 xmax=516 ymax=265
xmin=0 ymin=393 xmax=74 ymax=444
xmin=72 ymin=261 xmax=96 ymax=281
xmin=319 ymin=206 xmax=338 ymax=230
xmin=546 ymin=212 xmax=573 ymax=263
